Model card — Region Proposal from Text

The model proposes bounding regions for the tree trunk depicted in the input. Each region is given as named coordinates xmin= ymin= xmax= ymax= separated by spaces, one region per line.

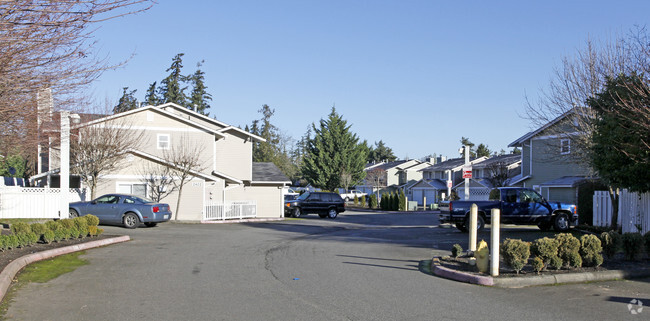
xmin=174 ymin=185 xmax=184 ymax=221
xmin=608 ymin=187 xmax=619 ymax=230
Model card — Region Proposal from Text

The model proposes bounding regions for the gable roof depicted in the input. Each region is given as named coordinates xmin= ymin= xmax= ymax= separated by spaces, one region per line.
xmin=471 ymin=154 xmax=521 ymax=169
xmin=365 ymin=160 xmax=411 ymax=171
xmin=508 ymin=108 xmax=581 ymax=147
xmin=420 ymin=156 xmax=488 ymax=172
xmin=252 ymin=162 xmax=291 ymax=184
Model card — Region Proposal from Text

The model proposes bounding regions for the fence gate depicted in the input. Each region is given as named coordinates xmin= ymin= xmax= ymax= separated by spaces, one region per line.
xmin=593 ymin=190 xmax=649 ymax=234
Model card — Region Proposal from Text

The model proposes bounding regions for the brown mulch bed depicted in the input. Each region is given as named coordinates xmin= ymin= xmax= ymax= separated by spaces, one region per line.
xmin=438 ymin=255 xmax=650 ymax=278
xmin=0 ymin=233 xmax=115 ymax=273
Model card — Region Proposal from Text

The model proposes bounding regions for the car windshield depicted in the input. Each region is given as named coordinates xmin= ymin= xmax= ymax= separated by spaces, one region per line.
xmin=296 ymin=192 xmax=310 ymax=200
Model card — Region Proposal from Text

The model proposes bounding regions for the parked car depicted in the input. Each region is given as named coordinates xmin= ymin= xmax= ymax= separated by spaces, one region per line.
xmin=69 ymin=194 xmax=172 ymax=229
xmin=440 ymin=187 xmax=577 ymax=232
xmin=284 ymin=191 xmax=345 ymax=219
xmin=339 ymin=189 xmax=367 ymax=202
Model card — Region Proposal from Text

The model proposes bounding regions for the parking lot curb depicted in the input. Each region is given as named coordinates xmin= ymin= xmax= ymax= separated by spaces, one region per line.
xmin=0 ymin=235 xmax=131 ymax=301
xmin=430 ymin=256 xmax=650 ymax=288
xmin=200 ymin=218 xmax=286 ymax=224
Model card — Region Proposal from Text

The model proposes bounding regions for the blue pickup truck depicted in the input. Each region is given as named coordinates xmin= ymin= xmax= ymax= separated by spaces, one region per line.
xmin=440 ymin=187 xmax=578 ymax=232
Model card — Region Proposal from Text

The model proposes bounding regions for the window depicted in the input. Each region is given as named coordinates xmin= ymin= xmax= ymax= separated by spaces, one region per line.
xmin=157 ymin=134 xmax=170 ymax=150
xmin=117 ymin=183 xmax=147 ymax=199
xmin=560 ymin=139 xmax=570 ymax=155
xmin=96 ymin=195 xmax=119 ymax=204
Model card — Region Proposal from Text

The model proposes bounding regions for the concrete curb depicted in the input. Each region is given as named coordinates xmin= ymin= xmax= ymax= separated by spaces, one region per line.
xmin=0 ymin=235 xmax=131 ymax=301
xmin=430 ymin=256 xmax=650 ymax=288
xmin=200 ymin=218 xmax=286 ymax=224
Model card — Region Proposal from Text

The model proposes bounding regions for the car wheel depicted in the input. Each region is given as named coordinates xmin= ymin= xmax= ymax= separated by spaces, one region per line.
xmin=292 ymin=208 xmax=302 ymax=218
xmin=123 ymin=213 xmax=139 ymax=229
xmin=318 ymin=213 xmax=328 ymax=218
xmin=463 ymin=215 xmax=485 ymax=232
xmin=455 ymin=223 xmax=468 ymax=232
xmin=144 ymin=222 xmax=157 ymax=228
xmin=537 ymin=222 xmax=552 ymax=231
xmin=327 ymin=208 xmax=338 ymax=219
xmin=69 ymin=209 xmax=79 ymax=218
xmin=553 ymin=213 xmax=570 ymax=232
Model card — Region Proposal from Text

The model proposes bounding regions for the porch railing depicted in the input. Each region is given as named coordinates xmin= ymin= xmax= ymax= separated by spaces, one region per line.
xmin=203 ymin=201 xmax=256 ymax=221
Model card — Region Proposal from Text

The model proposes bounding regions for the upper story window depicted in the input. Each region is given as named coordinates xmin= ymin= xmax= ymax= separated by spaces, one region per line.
xmin=157 ymin=134 xmax=170 ymax=150
xmin=560 ymin=139 xmax=571 ymax=155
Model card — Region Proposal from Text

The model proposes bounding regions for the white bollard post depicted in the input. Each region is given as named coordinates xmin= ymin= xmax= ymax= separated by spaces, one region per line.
xmin=491 ymin=208 xmax=500 ymax=277
xmin=469 ymin=204 xmax=478 ymax=252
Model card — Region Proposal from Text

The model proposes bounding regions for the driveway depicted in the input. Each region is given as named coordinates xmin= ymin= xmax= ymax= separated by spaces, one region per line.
xmin=4 ymin=211 xmax=649 ymax=320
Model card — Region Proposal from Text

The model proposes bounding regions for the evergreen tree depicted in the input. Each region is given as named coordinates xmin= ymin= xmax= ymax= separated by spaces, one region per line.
xmin=301 ymin=107 xmax=367 ymax=191
xmin=144 ymin=81 xmax=161 ymax=106
xmin=460 ymin=137 xmax=476 ymax=158
xmin=588 ymin=73 xmax=650 ymax=193
xmin=114 ymin=87 xmax=138 ymax=114
xmin=398 ymin=190 xmax=406 ymax=211
xmin=476 ymin=143 xmax=491 ymax=158
xmin=368 ymin=140 xmax=397 ymax=163
xmin=159 ymin=53 xmax=188 ymax=106
xmin=253 ymin=105 xmax=280 ymax=162
xmin=188 ymin=60 xmax=212 ymax=116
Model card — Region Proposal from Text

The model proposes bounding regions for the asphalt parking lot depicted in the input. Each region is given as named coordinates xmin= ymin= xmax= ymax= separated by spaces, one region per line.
xmin=4 ymin=211 xmax=649 ymax=320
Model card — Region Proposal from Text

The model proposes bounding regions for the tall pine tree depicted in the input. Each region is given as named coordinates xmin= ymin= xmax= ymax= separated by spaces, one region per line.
xmin=113 ymin=87 xmax=138 ymax=114
xmin=302 ymin=107 xmax=367 ymax=191
xmin=188 ymin=60 xmax=212 ymax=116
xmin=159 ymin=53 xmax=188 ymax=106
xmin=144 ymin=81 xmax=161 ymax=106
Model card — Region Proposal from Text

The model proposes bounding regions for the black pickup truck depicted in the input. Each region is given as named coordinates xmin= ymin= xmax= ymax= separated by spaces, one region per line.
xmin=440 ymin=187 xmax=578 ymax=232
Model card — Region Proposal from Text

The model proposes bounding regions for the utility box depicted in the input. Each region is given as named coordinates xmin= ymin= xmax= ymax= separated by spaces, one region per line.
xmin=408 ymin=201 xmax=418 ymax=211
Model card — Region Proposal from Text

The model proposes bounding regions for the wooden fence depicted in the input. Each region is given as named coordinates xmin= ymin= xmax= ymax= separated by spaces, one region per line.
xmin=593 ymin=190 xmax=649 ymax=234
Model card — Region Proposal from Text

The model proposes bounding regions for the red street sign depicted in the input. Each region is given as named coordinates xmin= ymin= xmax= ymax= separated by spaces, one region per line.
xmin=463 ymin=170 xmax=472 ymax=179
xmin=447 ymin=180 xmax=453 ymax=188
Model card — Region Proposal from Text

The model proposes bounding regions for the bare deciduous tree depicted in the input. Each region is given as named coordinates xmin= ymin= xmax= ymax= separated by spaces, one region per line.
xmin=138 ymin=162 xmax=177 ymax=203
xmin=485 ymin=161 xmax=512 ymax=188
xmin=0 ymin=0 xmax=153 ymax=175
xmin=524 ymin=26 xmax=650 ymax=228
xmin=69 ymin=111 xmax=146 ymax=199
xmin=365 ymin=168 xmax=385 ymax=201
xmin=162 ymin=136 xmax=207 ymax=220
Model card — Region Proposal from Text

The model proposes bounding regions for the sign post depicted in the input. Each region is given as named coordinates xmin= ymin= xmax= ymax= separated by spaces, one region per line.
xmin=463 ymin=145 xmax=471 ymax=200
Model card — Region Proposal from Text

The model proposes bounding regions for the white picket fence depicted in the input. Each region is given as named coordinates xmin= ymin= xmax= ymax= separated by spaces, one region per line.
xmin=0 ymin=187 xmax=87 ymax=219
xmin=593 ymin=190 xmax=650 ymax=234
xmin=203 ymin=201 xmax=256 ymax=221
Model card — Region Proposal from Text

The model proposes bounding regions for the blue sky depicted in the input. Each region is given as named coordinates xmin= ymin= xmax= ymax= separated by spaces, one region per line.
xmin=90 ymin=0 xmax=650 ymax=160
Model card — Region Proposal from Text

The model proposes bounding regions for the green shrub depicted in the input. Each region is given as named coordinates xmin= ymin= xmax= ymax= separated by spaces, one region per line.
xmin=53 ymin=229 xmax=66 ymax=242
xmin=59 ymin=219 xmax=75 ymax=229
xmin=42 ymin=230 xmax=55 ymax=244
xmin=18 ymin=232 xmax=38 ymax=247
xmin=11 ymin=222 xmax=31 ymax=235
xmin=5 ymin=235 xmax=19 ymax=249
xmin=45 ymin=220 xmax=62 ymax=231
xmin=398 ymin=190 xmax=406 ymax=211
xmin=369 ymin=194 xmax=377 ymax=209
xmin=360 ymin=195 xmax=366 ymax=208
xmin=68 ymin=227 xmax=80 ymax=239
xmin=532 ymin=257 xmax=544 ymax=274
xmin=380 ymin=193 xmax=386 ymax=210
xmin=0 ymin=235 xmax=7 ymax=251
xmin=353 ymin=195 xmax=359 ymax=206
xmin=622 ymin=232 xmax=644 ymax=260
xmin=451 ymin=244 xmax=463 ymax=258
xmin=84 ymin=214 xmax=100 ymax=227
xmin=88 ymin=225 xmax=98 ymax=237
xmin=500 ymin=239 xmax=530 ymax=274
xmin=73 ymin=217 xmax=89 ymax=238
xmin=392 ymin=191 xmax=399 ymax=211
xmin=644 ymin=231 xmax=650 ymax=256
xmin=555 ymin=233 xmax=582 ymax=268
xmin=580 ymin=234 xmax=604 ymax=267
xmin=30 ymin=222 xmax=48 ymax=237
xmin=531 ymin=237 xmax=561 ymax=270
xmin=600 ymin=231 xmax=622 ymax=259
xmin=97 ymin=228 xmax=104 ymax=236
